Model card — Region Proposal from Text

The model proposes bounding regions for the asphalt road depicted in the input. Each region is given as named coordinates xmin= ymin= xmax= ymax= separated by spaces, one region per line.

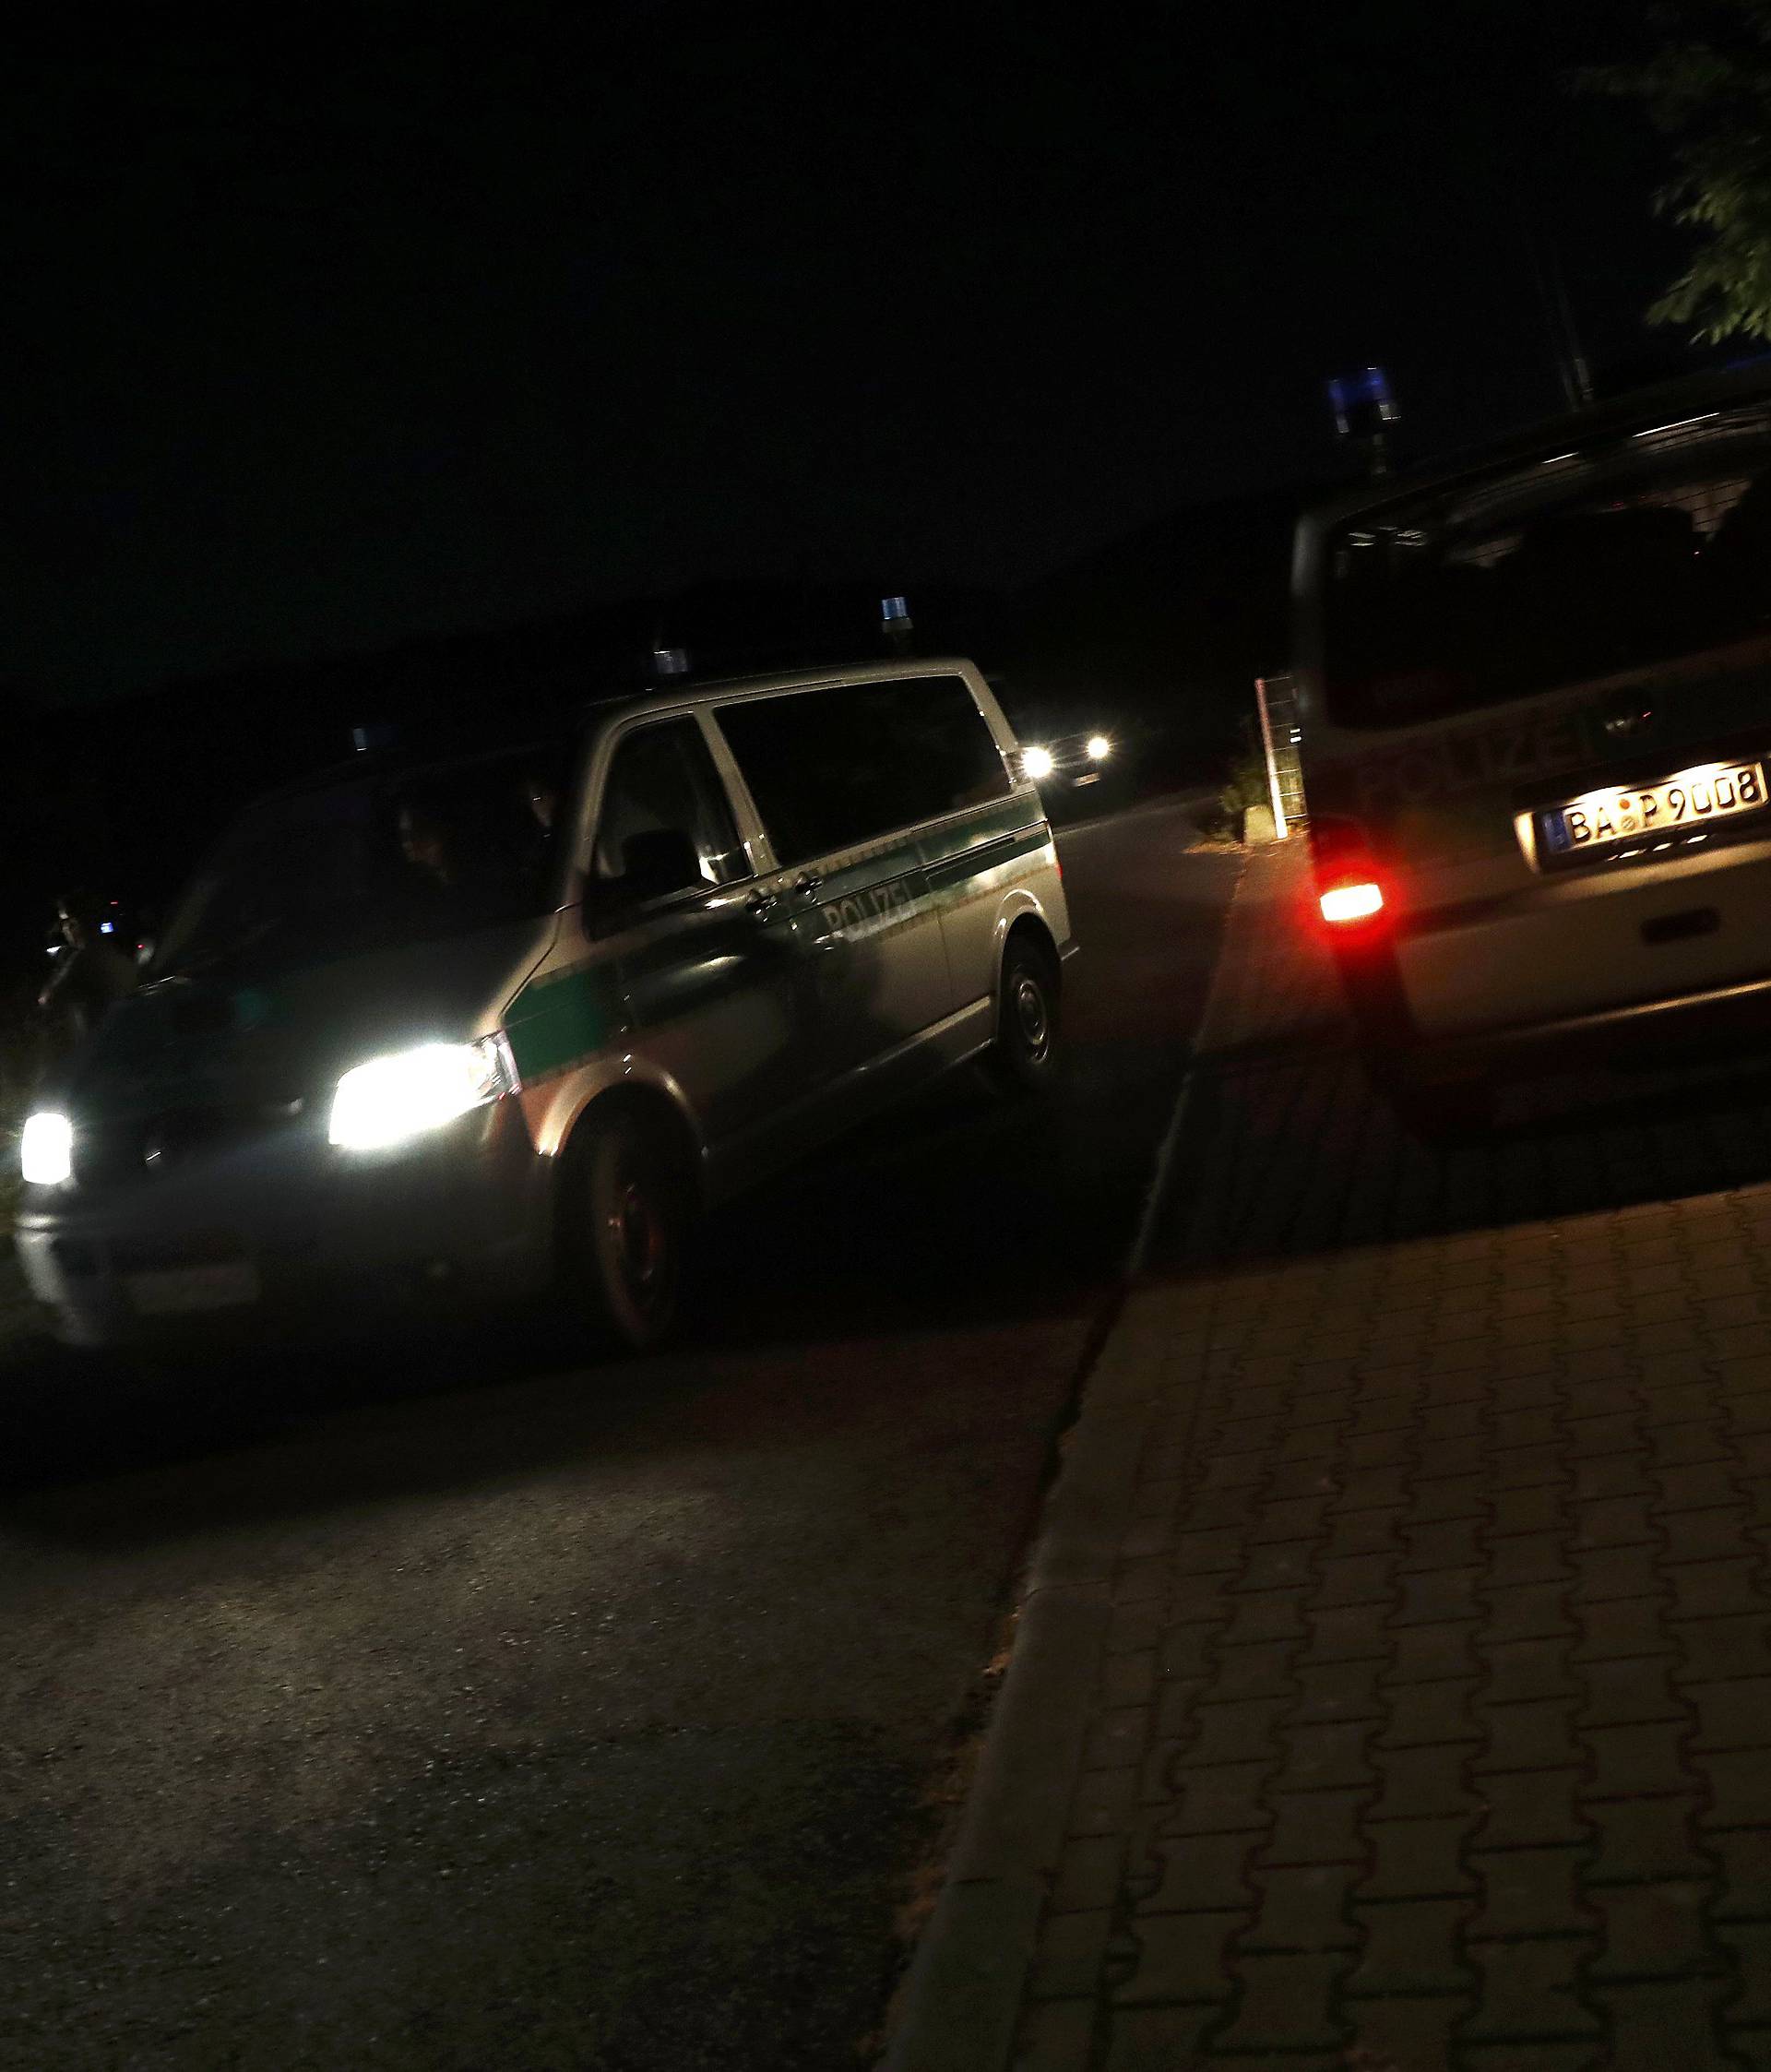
xmin=0 ymin=798 xmax=1240 ymax=2072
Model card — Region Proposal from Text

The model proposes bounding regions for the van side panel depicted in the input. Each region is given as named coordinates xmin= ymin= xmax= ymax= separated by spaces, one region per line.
xmin=921 ymin=787 xmax=1064 ymax=1023
xmin=794 ymin=829 xmax=949 ymax=1075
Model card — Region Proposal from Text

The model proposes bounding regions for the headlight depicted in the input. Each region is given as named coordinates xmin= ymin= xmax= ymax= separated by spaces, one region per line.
xmin=327 ymin=1037 xmax=518 ymax=1150
xmin=1021 ymin=744 xmax=1055 ymax=780
xmin=1086 ymin=733 xmax=1112 ymax=761
xmin=20 ymin=1112 xmax=73 ymax=1186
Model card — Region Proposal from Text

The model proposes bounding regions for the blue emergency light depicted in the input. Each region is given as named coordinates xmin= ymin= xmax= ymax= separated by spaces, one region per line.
xmin=1328 ymin=366 xmax=1398 ymax=441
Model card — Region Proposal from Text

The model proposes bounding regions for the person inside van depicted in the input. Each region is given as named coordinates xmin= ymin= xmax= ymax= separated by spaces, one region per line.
xmin=395 ymin=772 xmax=544 ymax=928
xmin=396 ymin=793 xmax=462 ymax=893
xmin=517 ymin=765 xmax=567 ymax=887
xmin=38 ymin=889 xmax=137 ymax=1043
xmin=525 ymin=772 xmax=561 ymax=836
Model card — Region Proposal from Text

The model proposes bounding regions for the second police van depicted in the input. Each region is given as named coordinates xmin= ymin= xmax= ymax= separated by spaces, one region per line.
xmin=17 ymin=659 xmax=1074 ymax=1351
xmin=1294 ymin=367 xmax=1771 ymax=1136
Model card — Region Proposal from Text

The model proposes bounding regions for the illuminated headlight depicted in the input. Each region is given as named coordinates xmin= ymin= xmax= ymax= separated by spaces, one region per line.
xmin=327 ymin=1037 xmax=519 ymax=1150
xmin=1021 ymin=744 xmax=1055 ymax=781
xmin=1086 ymin=733 xmax=1112 ymax=762
xmin=20 ymin=1112 xmax=73 ymax=1186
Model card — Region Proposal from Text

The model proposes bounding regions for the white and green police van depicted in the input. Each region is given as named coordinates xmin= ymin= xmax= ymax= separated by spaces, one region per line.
xmin=17 ymin=659 xmax=1073 ymax=1350
xmin=1295 ymin=368 xmax=1771 ymax=1137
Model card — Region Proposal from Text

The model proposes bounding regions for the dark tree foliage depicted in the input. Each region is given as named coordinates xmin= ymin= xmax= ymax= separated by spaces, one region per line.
xmin=1585 ymin=0 xmax=1771 ymax=340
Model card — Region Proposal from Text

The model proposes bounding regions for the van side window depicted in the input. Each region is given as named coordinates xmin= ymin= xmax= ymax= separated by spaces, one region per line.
xmin=716 ymin=675 xmax=1011 ymax=866
xmin=593 ymin=720 xmax=747 ymax=901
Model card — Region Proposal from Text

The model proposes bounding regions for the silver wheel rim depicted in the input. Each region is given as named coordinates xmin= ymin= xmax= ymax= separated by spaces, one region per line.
xmin=1014 ymin=972 xmax=1050 ymax=1059
xmin=607 ymin=1169 xmax=667 ymax=1313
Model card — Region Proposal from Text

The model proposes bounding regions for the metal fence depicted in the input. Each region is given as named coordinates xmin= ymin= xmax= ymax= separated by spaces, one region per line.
xmin=1254 ymin=673 xmax=1307 ymax=836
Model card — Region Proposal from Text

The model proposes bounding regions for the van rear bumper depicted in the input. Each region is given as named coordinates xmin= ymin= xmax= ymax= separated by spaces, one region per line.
xmin=1357 ymin=964 xmax=1771 ymax=1089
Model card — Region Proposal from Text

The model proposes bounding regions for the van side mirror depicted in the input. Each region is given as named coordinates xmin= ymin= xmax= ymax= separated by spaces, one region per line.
xmin=580 ymin=828 xmax=705 ymax=937
xmin=619 ymin=828 xmax=704 ymax=903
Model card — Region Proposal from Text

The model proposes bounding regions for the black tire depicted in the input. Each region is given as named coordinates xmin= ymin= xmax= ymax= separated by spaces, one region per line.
xmin=1387 ymin=1077 xmax=1494 ymax=1146
xmin=986 ymin=933 xmax=1061 ymax=1094
xmin=562 ymin=1109 xmax=690 ymax=1352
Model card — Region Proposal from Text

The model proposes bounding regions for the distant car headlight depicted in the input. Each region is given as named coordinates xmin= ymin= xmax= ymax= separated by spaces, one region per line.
xmin=20 ymin=1112 xmax=73 ymax=1186
xmin=1021 ymin=744 xmax=1055 ymax=781
xmin=1086 ymin=734 xmax=1112 ymax=761
xmin=327 ymin=1038 xmax=519 ymax=1150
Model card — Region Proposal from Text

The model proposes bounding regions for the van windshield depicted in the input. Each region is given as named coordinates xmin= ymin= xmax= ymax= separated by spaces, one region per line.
xmin=1322 ymin=403 xmax=1771 ymax=728
xmin=149 ymin=744 xmax=575 ymax=981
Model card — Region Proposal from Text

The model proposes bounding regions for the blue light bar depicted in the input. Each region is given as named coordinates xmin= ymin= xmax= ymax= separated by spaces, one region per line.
xmin=1328 ymin=365 xmax=1398 ymax=438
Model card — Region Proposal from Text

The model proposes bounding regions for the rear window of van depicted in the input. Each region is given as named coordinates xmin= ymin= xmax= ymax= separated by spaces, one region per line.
xmin=1323 ymin=406 xmax=1771 ymax=729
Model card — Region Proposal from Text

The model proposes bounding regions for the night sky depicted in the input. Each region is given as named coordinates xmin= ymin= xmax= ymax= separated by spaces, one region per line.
xmin=5 ymin=4 xmax=1687 ymax=707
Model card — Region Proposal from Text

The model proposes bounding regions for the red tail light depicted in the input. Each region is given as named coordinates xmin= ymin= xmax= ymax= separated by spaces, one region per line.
xmin=1319 ymin=879 xmax=1385 ymax=925
xmin=1310 ymin=816 xmax=1389 ymax=931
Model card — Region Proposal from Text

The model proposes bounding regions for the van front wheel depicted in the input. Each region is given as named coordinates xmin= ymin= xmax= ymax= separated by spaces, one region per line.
xmin=986 ymin=935 xmax=1061 ymax=1094
xmin=564 ymin=1110 xmax=688 ymax=1352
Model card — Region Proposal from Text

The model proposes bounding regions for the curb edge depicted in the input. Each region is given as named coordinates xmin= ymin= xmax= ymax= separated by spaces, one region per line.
xmin=880 ymin=849 xmax=1260 ymax=2070
xmin=878 ymin=1420 xmax=1156 ymax=2072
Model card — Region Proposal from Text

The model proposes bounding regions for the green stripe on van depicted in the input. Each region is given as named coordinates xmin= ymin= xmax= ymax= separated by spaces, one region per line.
xmin=505 ymin=960 xmax=624 ymax=1084
xmin=918 ymin=794 xmax=1040 ymax=869
xmin=921 ymin=816 xmax=1051 ymax=894
xmin=811 ymin=798 xmax=1047 ymax=907
xmin=810 ymin=843 xmax=926 ymax=908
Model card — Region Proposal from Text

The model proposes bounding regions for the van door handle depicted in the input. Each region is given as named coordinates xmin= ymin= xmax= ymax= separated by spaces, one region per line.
xmin=744 ymin=889 xmax=778 ymax=922
xmin=793 ymin=871 xmax=823 ymax=897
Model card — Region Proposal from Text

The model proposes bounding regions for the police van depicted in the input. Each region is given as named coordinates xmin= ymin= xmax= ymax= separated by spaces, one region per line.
xmin=17 ymin=659 xmax=1073 ymax=1350
xmin=1294 ymin=366 xmax=1771 ymax=1137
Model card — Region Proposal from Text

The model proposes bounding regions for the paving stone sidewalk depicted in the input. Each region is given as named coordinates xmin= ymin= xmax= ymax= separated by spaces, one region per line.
xmin=889 ymin=841 xmax=1771 ymax=2071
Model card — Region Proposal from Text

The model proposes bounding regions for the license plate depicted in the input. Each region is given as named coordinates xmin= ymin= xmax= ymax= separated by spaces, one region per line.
xmin=125 ymin=1260 xmax=261 ymax=1316
xmin=1540 ymin=759 xmax=1769 ymax=859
